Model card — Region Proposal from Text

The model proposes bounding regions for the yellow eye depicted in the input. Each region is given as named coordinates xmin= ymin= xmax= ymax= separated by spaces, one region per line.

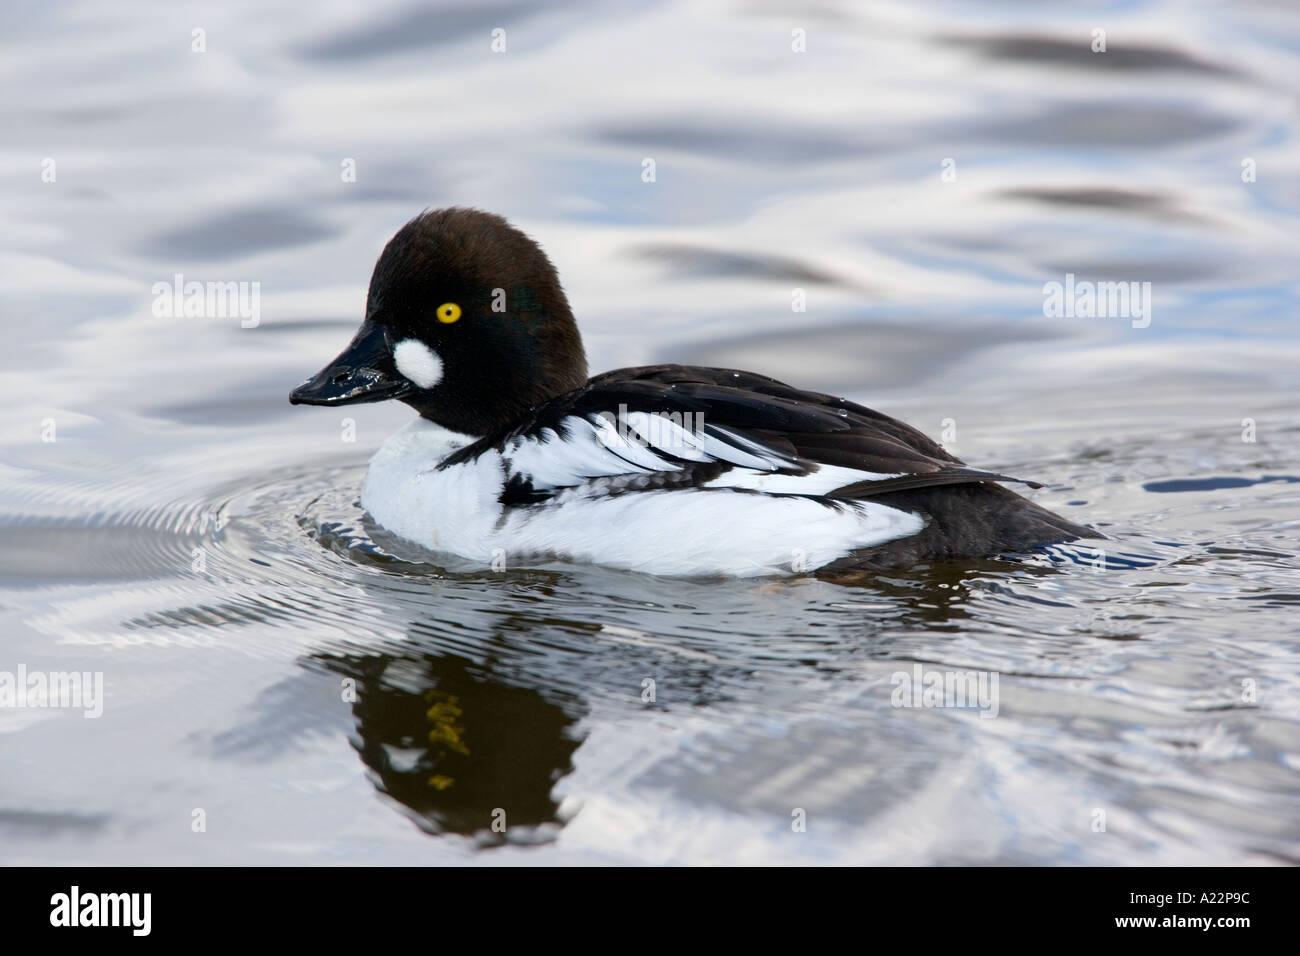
xmin=436 ymin=302 xmax=462 ymax=324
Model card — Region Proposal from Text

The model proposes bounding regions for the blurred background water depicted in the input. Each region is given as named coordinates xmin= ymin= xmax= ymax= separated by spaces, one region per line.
xmin=1 ymin=0 xmax=1298 ymax=864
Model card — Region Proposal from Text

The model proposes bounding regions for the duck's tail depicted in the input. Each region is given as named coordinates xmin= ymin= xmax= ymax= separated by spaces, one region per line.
xmin=829 ymin=481 xmax=1102 ymax=571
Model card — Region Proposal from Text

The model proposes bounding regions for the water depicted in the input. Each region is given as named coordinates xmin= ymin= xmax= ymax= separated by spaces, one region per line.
xmin=2 ymin=0 xmax=1298 ymax=864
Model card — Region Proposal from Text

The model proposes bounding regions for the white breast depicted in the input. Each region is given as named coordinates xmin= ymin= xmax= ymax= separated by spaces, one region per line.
xmin=360 ymin=418 xmax=926 ymax=577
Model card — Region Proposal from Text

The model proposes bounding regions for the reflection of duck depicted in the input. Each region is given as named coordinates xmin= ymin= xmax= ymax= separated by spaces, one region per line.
xmin=291 ymin=208 xmax=1099 ymax=577
xmin=305 ymin=562 xmax=1026 ymax=842
xmin=314 ymin=649 xmax=582 ymax=844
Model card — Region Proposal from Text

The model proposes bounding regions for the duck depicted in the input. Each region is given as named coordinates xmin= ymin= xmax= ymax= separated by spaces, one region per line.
xmin=290 ymin=207 xmax=1098 ymax=577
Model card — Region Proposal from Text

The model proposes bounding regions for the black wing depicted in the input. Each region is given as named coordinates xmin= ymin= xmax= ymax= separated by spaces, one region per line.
xmin=441 ymin=365 xmax=1041 ymax=503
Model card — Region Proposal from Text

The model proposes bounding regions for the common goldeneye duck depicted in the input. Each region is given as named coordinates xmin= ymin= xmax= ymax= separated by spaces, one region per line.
xmin=291 ymin=207 xmax=1098 ymax=577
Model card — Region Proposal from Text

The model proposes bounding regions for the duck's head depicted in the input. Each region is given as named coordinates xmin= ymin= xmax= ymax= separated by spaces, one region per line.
xmin=290 ymin=207 xmax=588 ymax=436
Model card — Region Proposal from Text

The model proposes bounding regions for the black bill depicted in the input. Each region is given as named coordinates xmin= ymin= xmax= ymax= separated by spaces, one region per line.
xmin=289 ymin=322 xmax=415 ymax=406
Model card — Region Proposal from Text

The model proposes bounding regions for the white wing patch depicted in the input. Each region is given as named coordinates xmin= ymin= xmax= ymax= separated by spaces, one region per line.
xmin=503 ymin=411 xmax=812 ymax=492
xmin=504 ymin=418 xmax=677 ymax=488
xmin=702 ymin=464 xmax=903 ymax=495
xmin=502 ymin=411 xmax=908 ymax=498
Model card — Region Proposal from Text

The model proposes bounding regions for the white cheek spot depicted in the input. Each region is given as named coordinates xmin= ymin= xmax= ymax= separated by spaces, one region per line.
xmin=393 ymin=338 xmax=443 ymax=389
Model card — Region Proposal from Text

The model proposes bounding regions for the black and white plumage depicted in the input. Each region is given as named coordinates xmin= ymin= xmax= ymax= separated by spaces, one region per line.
xmin=449 ymin=365 xmax=1045 ymax=501
xmin=291 ymin=208 xmax=1099 ymax=577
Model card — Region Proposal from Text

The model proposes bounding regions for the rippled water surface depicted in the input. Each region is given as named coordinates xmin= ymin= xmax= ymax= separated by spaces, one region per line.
xmin=3 ymin=0 xmax=1298 ymax=864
